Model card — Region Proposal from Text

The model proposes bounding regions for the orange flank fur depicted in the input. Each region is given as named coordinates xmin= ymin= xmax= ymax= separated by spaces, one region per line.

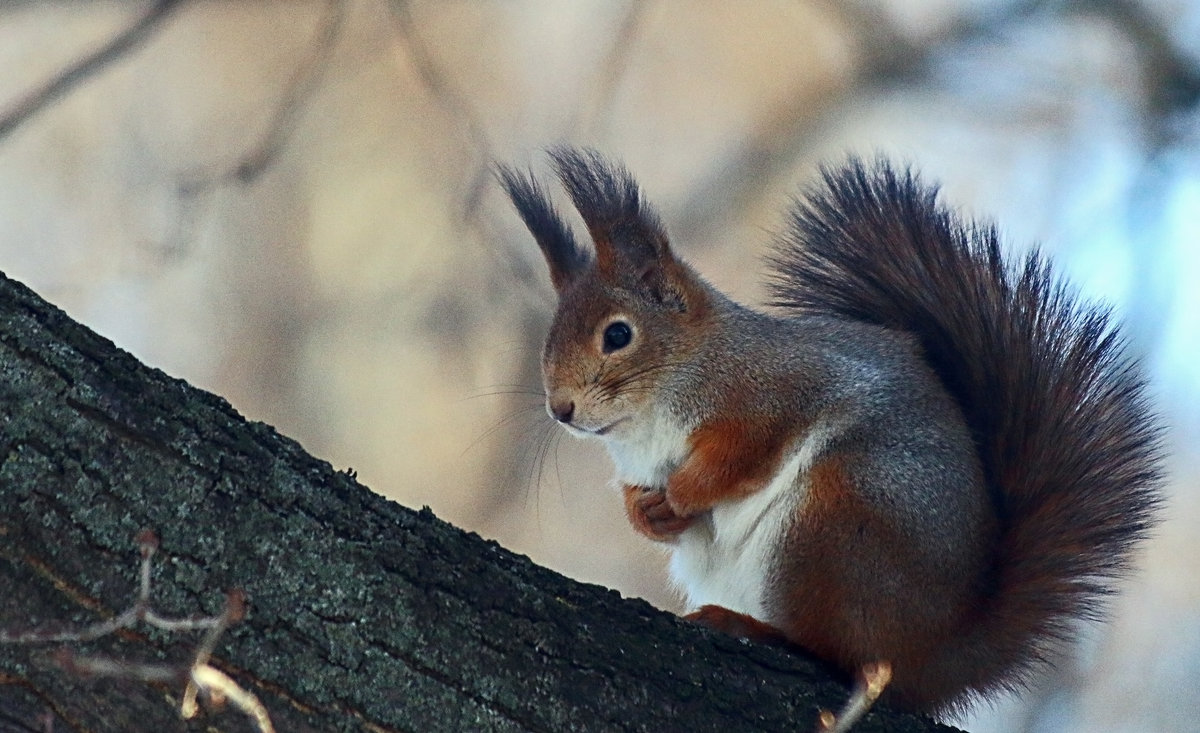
xmin=666 ymin=418 xmax=790 ymax=518
xmin=778 ymin=454 xmax=884 ymax=666
xmin=775 ymin=454 xmax=984 ymax=710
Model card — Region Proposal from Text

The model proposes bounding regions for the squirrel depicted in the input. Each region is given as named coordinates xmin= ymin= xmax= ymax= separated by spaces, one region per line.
xmin=496 ymin=147 xmax=1162 ymax=721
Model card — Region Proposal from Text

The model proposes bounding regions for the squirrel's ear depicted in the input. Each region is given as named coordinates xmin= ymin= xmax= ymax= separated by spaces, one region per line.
xmin=496 ymin=164 xmax=589 ymax=293
xmin=549 ymin=147 xmax=695 ymax=309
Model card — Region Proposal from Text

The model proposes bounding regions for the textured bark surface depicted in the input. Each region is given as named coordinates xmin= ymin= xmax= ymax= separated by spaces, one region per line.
xmin=0 ymin=270 xmax=954 ymax=732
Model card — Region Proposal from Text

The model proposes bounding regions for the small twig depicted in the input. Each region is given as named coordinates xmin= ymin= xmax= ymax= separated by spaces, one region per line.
xmin=180 ymin=588 xmax=246 ymax=720
xmin=186 ymin=664 xmax=273 ymax=731
xmin=0 ymin=0 xmax=186 ymax=141
xmin=57 ymin=647 xmax=185 ymax=684
xmin=0 ymin=530 xmax=272 ymax=733
xmin=815 ymin=660 xmax=892 ymax=733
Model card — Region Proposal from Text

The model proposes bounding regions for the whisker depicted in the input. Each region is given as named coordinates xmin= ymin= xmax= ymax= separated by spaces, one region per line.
xmin=460 ymin=389 xmax=546 ymax=402
xmin=461 ymin=404 xmax=546 ymax=458
xmin=528 ymin=419 xmax=563 ymax=526
xmin=462 ymin=382 xmax=546 ymax=399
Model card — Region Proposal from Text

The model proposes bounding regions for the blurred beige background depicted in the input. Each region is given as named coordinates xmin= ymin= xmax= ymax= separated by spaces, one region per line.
xmin=2 ymin=1 xmax=1198 ymax=731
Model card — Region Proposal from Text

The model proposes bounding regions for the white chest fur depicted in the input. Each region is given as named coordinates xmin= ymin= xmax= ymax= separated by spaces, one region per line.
xmin=601 ymin=406 xmax=693 ymax=488
xmin=667 ymin=425 xmax=832 ymax=620
xmin=599 ymin=408 xmax=834 ymax=622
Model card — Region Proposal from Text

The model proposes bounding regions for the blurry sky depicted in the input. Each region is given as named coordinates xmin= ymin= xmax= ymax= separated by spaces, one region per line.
xmin=1 ymin=1 xmax=1198 ymax=731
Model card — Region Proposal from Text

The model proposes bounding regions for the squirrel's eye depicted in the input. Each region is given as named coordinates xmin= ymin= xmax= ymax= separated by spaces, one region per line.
xmin=602 ymin=321 xmax=633 ymax=353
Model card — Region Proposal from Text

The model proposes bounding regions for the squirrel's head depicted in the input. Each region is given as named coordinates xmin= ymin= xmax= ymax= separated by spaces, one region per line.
xmin=498 ymin=147 xmax=711 ymax=439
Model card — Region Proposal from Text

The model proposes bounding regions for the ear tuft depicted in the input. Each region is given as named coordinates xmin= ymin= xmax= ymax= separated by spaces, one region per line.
xmin=495 ymin=163 xmax=588 ymax=292
xmin=547 ymin=147 xmax=670 ymax=276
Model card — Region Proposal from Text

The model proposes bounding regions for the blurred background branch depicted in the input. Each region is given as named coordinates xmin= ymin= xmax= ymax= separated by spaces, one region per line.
xmin=389 ymin=0 xmax=497 ymax=225
xmin=228 ymin=0 xmax=347 ymax=184
xmin=0 ymin=0 xmax=184 ymax=139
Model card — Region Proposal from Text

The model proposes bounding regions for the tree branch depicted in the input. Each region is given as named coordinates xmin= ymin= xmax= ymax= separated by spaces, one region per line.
xmin=0 ymin=269 xmax=954 ymax=731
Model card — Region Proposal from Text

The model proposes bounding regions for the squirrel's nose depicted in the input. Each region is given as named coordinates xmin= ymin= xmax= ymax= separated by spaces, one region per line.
xmin=548 ymin=397 xmax=575 ymax=424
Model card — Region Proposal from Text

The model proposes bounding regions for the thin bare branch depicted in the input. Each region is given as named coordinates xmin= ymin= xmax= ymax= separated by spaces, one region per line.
xmin=165 ymin=0 xmax=346 ymax=255
xmin=389 ymin=0 xmax=495 ymax=223
xmin=232 ymin=0 xmax=347 ymax=184
xmin=187 ymin=664 xmax=274 ymax=733
xmin=0 ymin=0 xmax=186 ymax=141
xmin=571 ymin=2 xmax=651 ymax=139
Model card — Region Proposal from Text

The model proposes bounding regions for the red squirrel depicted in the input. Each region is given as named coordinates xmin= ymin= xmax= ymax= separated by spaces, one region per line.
xmin=496 ymin=148 xmax=1162 ymax=719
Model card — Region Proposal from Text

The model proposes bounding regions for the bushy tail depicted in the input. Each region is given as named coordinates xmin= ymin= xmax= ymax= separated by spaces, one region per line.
xmin=767 ymin=158 xmax=1163 ymax=706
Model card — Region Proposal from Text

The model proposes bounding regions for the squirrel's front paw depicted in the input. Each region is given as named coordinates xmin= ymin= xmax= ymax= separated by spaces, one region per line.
xmin=623 ymin=484 xmax=696 ymax=542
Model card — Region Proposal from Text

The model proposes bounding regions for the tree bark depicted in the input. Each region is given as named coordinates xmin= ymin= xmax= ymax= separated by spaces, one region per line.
xmin=0 ymin=270 xmax=954 ymax=732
